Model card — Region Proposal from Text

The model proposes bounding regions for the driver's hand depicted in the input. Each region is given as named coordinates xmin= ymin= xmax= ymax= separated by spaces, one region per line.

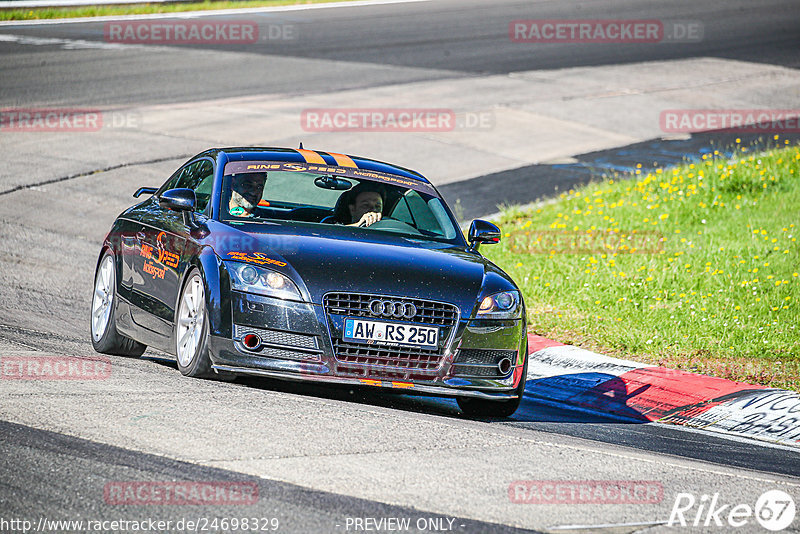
xmin=356 ymin=211 xmax=382 ymax=227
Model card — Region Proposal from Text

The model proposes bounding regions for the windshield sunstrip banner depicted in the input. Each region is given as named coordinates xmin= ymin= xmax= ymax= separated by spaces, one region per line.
xmin=223 ymin=161 xmax=437 ymax=196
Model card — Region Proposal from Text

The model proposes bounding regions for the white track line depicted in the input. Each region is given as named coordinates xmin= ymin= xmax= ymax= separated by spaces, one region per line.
xmin=0 ymin=32 xmax=148 ymax=48
xmin=0 ymin=0 xmax=176 ymax=7
xmin=0 ymin=0 xmax=431 ymax=26
xmin=549 ymin=520 xmax=668 ymax=530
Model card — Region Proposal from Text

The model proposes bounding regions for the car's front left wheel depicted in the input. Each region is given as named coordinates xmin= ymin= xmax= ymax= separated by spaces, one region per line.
xmin=175 ymin=270 xmax=214 ymax=378
xmin=90 ymin=251 xmax=146 ymax=357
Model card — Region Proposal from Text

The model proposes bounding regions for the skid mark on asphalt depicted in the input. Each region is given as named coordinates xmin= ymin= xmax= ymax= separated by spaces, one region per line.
xmin=0 ymin=334 xmax=39 ymax=351
xmin=0 ymin=153 xmax=193 ymax=196
xmin=0 ymin=322 xmax=85 ymax=344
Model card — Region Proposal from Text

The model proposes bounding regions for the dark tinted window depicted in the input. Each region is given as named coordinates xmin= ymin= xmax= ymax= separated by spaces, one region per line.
xmin=188 ymin=161 xmax=214 ymax=213
xmin=157 ymin=166 xmax=184 ymax=195
xmin=173 ymin=160 xmax=215 ymax=212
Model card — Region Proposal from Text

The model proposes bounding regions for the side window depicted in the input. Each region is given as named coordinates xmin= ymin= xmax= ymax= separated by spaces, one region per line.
xmin=391 ymin=190 xmax=442 ymax=234
xmin=176 ymin=160 xmax=215 ymax=212
xmin=157 ymin=166 xmax=186 ymax=195
xmin=190 ymin=161 xmax=214 ymax=213
xmin=194 ymin=174 xmax=214 ymax=213
xmin=175 ymin=161 xmax=202 ymax=189
xmin=391 ymin=194 xmax=412 ymax=222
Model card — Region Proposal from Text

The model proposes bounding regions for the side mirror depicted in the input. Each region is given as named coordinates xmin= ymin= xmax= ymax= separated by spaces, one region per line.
xmin=159 ymin=188 xmax=196 ymax=212
xmin=468 ymin=219 xmax=501 ymax=251
xmin=133 ymin=187 xmax=157 ymax=198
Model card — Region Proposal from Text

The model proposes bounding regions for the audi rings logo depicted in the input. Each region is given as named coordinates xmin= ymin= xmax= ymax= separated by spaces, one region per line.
xmin=368 ymin=299 xmax=417 ymax=319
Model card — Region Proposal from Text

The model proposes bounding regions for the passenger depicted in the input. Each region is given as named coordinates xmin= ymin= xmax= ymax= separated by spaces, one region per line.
xmin=228 ymin=172 xmax=267 ymax=218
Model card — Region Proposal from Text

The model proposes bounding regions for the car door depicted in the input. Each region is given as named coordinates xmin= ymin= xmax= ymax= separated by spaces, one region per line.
xmin=129 ymin=159 xmax=214 ymax=340
xmin=115 ymin=217 xmax=145 ymax=303
xmin=125 ymin=166 xmax=181 ymax=340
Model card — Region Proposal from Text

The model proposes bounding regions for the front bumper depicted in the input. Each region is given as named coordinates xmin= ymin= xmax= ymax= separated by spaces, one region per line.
xmin=209 ymin=291 xmax=527 ymax=400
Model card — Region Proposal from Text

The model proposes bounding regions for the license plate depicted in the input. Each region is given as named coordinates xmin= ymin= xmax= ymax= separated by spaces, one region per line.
xmin=343 ymin=318 xmax=438 ymax=349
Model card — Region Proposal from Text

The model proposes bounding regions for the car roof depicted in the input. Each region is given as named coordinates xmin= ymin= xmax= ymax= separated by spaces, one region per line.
xmin=207 ymin=147 xmax=430 ymax=184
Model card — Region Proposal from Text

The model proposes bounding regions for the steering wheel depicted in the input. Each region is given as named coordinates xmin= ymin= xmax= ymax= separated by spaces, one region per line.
xmin=362 ymin=216 xmax=414 ymax=230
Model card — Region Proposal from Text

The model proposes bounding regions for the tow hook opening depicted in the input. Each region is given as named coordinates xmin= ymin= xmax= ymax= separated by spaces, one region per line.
xmin=242 ymin=333 xmax=261 ymax=351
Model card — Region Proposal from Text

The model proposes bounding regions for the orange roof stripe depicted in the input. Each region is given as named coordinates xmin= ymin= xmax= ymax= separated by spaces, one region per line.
xmin=297 ymin=149 xmax=326 ymax=164
xmin=328 ymin=152 xmax=358 ymax=168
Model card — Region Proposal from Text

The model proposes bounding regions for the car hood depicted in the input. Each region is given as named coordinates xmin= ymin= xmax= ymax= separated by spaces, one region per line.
xmin=205 ymin=221 xmax=501 ymax=314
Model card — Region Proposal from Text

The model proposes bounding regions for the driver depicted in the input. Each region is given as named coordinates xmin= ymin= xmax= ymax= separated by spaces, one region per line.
xmin=229 ymin=172 xmax=267 ymax=218
xmin=343 ymin=182 xmax=385 ymax=227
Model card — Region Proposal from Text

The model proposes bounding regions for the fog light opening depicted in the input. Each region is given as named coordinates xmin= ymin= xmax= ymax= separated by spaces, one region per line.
xmin=242 ymin=334 xmax=261 ymax=350
xmin=497 ymin=357 xmax=513 ymax=375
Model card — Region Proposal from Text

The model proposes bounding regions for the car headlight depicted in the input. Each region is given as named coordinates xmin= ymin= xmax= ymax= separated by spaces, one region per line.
xmin=225 ymin=261 xmax=303 ymax=301
xmin=476 ymin=290 xmax=521 ymax=319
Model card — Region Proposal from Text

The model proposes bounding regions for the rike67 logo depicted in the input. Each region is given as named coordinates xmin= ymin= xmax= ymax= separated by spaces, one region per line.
xmin=669 ymin=490 xmax=796 ymax=531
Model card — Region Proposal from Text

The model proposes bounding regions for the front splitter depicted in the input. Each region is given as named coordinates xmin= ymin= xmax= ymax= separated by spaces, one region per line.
xmin=211 ymin=364 xmax=518 ymax=401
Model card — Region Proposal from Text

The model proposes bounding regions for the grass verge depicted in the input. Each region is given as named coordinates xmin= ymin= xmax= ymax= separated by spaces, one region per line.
xmin=0 ymin=0 xmax=341 ymax=21
xmin=484 ymin=139 xmax=800 ymax=391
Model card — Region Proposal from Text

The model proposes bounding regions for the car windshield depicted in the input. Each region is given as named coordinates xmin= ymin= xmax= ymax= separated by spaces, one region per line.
xmin=219 ymin=165 xmax=461 ymax=243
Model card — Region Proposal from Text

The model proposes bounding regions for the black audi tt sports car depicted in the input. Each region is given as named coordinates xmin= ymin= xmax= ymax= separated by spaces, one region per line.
xmin=90 ymin=147 xmax=528 ymax=416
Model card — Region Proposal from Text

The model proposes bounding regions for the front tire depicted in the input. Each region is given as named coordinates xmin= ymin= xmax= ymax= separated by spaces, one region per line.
xmin=175 ymin=270 xmax=213 ymax=378
xmin=457 ymin=343 xmax=528 ymax=418
xmin=90 ymin=251 xmax=146 ymax=357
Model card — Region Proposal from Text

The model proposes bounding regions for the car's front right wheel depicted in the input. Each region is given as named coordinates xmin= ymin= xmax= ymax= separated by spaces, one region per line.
xmin=457 ymin=344 xmax=528 ymax=418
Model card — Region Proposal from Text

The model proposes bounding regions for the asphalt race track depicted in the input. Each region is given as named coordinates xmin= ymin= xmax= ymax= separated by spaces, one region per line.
xmin=2 ymin=0 xmax=799 ymax=107
xmin=1 ymin=1 xmax=800 ymax=532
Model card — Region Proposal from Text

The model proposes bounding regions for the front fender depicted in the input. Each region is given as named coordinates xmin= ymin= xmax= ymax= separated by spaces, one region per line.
xmin=178 ymin=247 xmax=233 ymax=340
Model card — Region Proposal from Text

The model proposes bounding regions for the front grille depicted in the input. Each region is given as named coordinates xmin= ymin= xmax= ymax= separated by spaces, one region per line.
xmin=452 ymin=349 xmax=517 ymax=378
xmin=324 ymin=293 xmax=458 ymax=327
xmin=324 ymin=293 xmax=460 ymax=379
xmin=332 ymin=339 xmax=441 ymax=372
xmin=234 ymin=325 xmax=317 ymax=350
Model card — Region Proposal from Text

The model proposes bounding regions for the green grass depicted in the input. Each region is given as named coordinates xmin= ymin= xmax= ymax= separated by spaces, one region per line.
xmin=484 ymin=139 xmax=800 ymax=391
xmin=0 ymin=0 xmax=342 ymax=21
